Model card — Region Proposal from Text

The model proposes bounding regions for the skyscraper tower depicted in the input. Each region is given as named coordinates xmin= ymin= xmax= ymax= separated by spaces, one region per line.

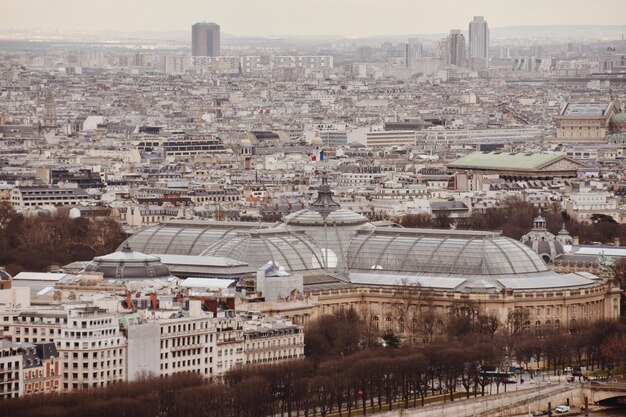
xmin=192 ymin=22 xmax=220 ymax=57
xmin=446 ymin=30 xmax=466 ymax=66
xmin=469 ymin=16 xmax=489 ymax=68
xmin=404 ymin=38 xmax=423 ymax=67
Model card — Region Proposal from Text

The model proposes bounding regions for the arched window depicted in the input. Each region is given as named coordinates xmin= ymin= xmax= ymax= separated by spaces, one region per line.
xmin=385 ymin=316 xmax=392 ymax=331
xmin=373 ymin=316 xmax=379 ymax=330
xmin=554 ymin=319 xmax=560 ymax=330
xmin=398 ymin=318 xmax=405 ymax=333
xmin=535 ymin=320 xmax=541 ymax=334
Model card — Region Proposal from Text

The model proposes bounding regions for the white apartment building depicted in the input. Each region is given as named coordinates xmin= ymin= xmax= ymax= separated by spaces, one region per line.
xmin=338 ymin=172 xmax=387 ymax=186
xmin=10 ymin=185 xmax=92 ymax=210
xmin=243 ymin=316 xmax=304 ymax=365
xmin=161 ymin=55 xmax=192 ymax=75
xmin=192 ymin=56 xmax=240 ymax=74
xmin=3 ymin=304 xmax=305 ymax=392
xmin=12 ymin=310 xmax=67 ymax=345
xmin=374 ymin=184 xmax=430 ymax=200
xmin=240 ymin=56 xmax=264 ymax=74
xmin=158 ymin=316 xmax=217 ymax=379
xmin=214 ymin=316 xmax=244 ymax=376
xmin=56 ymin=307 xmax=126 ymax=392
xmin=366 ymin=130 xmax=417 ymax=148
xmin=565 ymin=191 xmax=620 ymax=223
xmin=10 ymin=308 xmax=124 ymax=392
xmin=416 ymin=127 xmax=542 ymax=149
xmin=0 ymin=339 xmax=23 ymax=399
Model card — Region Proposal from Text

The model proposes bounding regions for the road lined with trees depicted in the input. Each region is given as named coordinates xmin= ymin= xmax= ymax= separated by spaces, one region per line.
xmin=4 ymin=308 xmax=625 ymax=417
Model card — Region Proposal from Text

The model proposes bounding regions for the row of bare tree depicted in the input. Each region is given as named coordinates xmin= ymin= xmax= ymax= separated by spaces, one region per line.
xmin=0 ymin=202 xmax=126 ymax=274
xmin=369 ymin=197 xmax=626 ymax=243
xmin=4 ymin=310 xmax=626 ymax=417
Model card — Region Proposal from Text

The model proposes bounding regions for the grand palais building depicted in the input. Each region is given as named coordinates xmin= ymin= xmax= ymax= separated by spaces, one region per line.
xmin=120 ymin=178 xmax=621 ymax=337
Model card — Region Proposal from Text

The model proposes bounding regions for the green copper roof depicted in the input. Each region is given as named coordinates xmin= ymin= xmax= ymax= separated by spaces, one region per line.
xmin=447 ymin=151 xmax=566 ymax=171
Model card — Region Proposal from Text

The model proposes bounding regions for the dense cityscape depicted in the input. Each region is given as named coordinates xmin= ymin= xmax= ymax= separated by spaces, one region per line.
xmin=1 ymin=2 xmax=626 ymax=416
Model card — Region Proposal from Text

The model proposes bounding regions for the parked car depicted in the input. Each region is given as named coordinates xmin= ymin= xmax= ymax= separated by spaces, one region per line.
xmin=532 ymin=411 xmax=546 ymax=416
xmin=563 ymin=366 xmax=573 ymax=373
xmin=555 ymin=405 xmax=570 ymax=413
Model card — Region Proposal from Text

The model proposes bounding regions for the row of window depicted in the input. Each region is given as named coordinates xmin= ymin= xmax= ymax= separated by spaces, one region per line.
xmin=64 ymin=369 xmax=121 ymax=380
xmin=247 ymin=353 xmax=302 ymax=364
xmin=65 ymin=359 xmax=120 ymax=370
xmin=62 ymin=339 xmax=121 ymax=349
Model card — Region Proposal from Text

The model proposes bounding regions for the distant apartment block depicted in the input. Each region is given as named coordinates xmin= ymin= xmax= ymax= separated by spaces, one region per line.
xmin=162 ymin=55 xmax=192 ymax=74
xmin=192 ymin=56 xmax=267 ymax=74
xmin=137 ymin=133 xmax=225 ymax=157
xmin=10 ymin=185 xmax=93 ymax=210
xmin=273 ymin=56 xmax=333 ymax=70
xmin=417 ymin=127 xmax=543 ymax=149
xmin=192 ymin=56 xmax=240 ymax=74
xmin=319 ymin=131 xmax=347 ymax=147
xmin=513 ymin=57 xmax=555 ymax=72
xmin=366 ymin=130 xmax=417 ymax=148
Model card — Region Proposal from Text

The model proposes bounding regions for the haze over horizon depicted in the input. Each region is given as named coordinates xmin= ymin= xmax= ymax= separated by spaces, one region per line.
xmin=3 ymin=0 xmax=626 ymax=38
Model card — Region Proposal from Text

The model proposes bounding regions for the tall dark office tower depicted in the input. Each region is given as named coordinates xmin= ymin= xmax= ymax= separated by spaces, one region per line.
xmin=192 ymin=22 xmax=220 ymax=57
xmin=446 ymin=29 xmax=466 ymax=66
xmin=469 ymin=16 xmax=489 ymax=68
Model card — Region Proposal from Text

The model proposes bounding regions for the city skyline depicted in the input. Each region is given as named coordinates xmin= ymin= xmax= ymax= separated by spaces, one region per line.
xmin=2 ymin=0 xmax=626 ymax=37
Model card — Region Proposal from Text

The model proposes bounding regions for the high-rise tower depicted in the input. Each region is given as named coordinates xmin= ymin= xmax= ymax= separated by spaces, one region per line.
xmin=468 ymin=16 xmax=489 ymax=68
xmin=191 ymin=22 xmax=220 ymax=57
xmin=446 ymin=30 xmax=466 ymax=66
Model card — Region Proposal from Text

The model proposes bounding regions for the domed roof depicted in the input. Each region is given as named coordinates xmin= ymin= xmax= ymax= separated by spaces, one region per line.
xmin=225 ymin=131 xmax=257 ymax=146
xmin=119 ymin=223 xmax=244 ymax=255
xmin=520 ymin=215 xmax=566 ymax=261
xmin=522 ymin=238 xmax=564 ymax=262
xmin=311 ymin=134 xmax=323 ymax=146
xmin=347 ymin=229 xmax=549 ymax=275
xmin=84 ymin=244 xmax=174 ymax=280
xmin=201 ymin=230 xmax=325 ymax=272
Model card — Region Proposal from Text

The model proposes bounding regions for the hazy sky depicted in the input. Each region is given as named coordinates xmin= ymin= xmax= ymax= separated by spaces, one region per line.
xmin=3 ymin=0 xmax=626 ymax=37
